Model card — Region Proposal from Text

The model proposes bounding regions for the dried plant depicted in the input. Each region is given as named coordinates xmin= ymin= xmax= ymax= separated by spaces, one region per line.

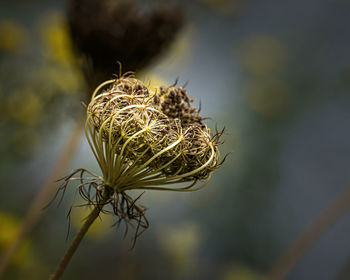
xmin=49 ymin=75 xmax=224 ymax=280
xmin=68 ymin=0 xmax=184 ymax=93
xmin=0 ymin=2 xmax=185 ymax=277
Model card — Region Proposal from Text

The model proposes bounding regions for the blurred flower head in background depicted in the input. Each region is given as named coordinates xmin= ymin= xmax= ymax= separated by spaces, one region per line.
xmin=67 ymin=0 xmax=185 ymax=93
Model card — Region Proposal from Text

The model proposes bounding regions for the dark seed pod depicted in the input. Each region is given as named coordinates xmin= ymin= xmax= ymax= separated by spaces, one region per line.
xmin=157 ymin=86 xmax=204 ymax=126
xmin=67 ymin=0 xmax=185 ymax=94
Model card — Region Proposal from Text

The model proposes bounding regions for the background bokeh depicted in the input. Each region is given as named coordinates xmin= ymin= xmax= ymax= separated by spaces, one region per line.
xmin=1 ymin=0 xmax=350 ymax=279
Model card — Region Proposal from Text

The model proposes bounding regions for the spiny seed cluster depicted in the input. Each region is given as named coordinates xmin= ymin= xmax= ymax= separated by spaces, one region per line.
xmin=154 ymin=86 xmax=204 ymax=126
xmin=86 ymin=76 xmax=222 ymax=191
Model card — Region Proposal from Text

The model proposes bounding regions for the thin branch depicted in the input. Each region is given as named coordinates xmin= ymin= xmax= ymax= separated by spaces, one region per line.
xmin=0 ymin=115 xmax=84 ymax=279
xmin=264 ymin=183 xmax=350 ymax=280
xmin=335 ymin=252 xmax=350 ymax=280
xmin=49 ymin=188 xmax=111 ymax=280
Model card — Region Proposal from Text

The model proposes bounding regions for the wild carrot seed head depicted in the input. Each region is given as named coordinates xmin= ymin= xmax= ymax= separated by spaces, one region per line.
xmin=85 ymin=77 xmax=223 ymax=191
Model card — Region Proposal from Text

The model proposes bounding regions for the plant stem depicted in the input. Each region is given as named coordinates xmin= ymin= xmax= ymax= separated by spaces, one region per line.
xmin=335 ymin=253 xmax=350 ymax=280
xmin=49 ymin=189 xmax=110 ymax=280
xmin=264 ymin=183 xmax=350 ymax=280
xmin=0 ymin=116 xmax=84 ymax=279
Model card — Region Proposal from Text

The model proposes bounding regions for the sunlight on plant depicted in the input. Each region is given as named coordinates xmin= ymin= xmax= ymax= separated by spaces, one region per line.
xmin=71 ymin=204 xmax=114 ymax=239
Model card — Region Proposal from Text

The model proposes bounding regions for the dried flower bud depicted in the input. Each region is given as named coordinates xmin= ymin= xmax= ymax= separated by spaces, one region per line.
xmin=67 ymin=0 xmax=184 ymax=91
xmin=85 ymin=76 xmax=223 ymax=192
xmin=55 ymin=75 xmax=224 ymax=247
xmin=155 ymin=86 xmax=204 ymax=126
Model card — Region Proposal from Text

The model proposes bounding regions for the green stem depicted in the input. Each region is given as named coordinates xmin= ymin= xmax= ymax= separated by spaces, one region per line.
xmin=0 ymin=115 xmax=84 ymax=280
xmin=49 ymin=189 xmax=110 ymax=280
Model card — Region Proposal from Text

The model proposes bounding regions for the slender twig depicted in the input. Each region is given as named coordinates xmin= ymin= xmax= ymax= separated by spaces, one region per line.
xmin=49 ymin=188 xmax=111 ymax=280
xmin=264 ymin=183 xmax=350 ymax=280
xmin=0 ymin=115 xmax=84 ymax=279
xmin=335 ymin=252 xmax=350 ymax=280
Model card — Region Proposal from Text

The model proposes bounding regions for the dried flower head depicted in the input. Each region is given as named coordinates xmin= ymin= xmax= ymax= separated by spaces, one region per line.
xmin=67 ymin=0 xmax=184 ymax=92
xmin=86 ymin=76 xmax=222 ymax=190
xmin=55 ymin=74 xmax=224 ymax=245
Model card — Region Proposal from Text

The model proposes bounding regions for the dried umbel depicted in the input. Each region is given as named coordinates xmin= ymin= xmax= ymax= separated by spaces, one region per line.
xmin=67 ymin=0 xmax=184 ymax=92
xmin=55 ymin=75 xmax=224 ymax=247
xmin=49 ymin=75 xmax=224 ymax=279
xmin=86 ymin=76 xmax=222 ymax=191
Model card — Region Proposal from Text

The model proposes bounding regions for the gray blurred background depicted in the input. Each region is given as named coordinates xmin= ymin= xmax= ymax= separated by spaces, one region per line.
xmin=1 ymin=0 xmax=350 ymax=279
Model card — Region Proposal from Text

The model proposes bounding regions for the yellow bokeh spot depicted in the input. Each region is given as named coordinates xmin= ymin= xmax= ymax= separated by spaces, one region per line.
xmin=6 ymin=89 xmax=43 ymax=126
xmin=71 ymin=205 xmax=114 ymax=239
xmin=0 ymin=212 xmax=32 ymax=266
xmin=37 ymin=13 xmax=83 ymax=95
xmin=239 ymin=35 xmax=288 ymax=76
xmin=0 ymin=91 xmax=5 ymax=124
xmin=0 ymin=20 xmax=27 ymax=53
xmin=246 ymin=79 xmax=290 ymax=117
xmin=39 ymin=13 xmax=75 ymax=66
xmin=35 ymin=65 xmax=82 ymax=95
xmin=158 ymin=222 xmax=200 ymax=274
xmin=152 ymin=24 xmax=196 ymax=73
xmin=221 ymin=263 xmax=262 ymax=280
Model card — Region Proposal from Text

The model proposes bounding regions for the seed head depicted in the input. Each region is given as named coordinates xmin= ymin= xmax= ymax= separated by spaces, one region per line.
xmin=67 ymin=0 xmax=184 ymax=91
xmin=85 ymin=75 xmax=223 ymax=192
xmin=155 ymin=85 xmax=204 ymax=126
xmin=54 ymin=75 xmax=224 ymax=247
